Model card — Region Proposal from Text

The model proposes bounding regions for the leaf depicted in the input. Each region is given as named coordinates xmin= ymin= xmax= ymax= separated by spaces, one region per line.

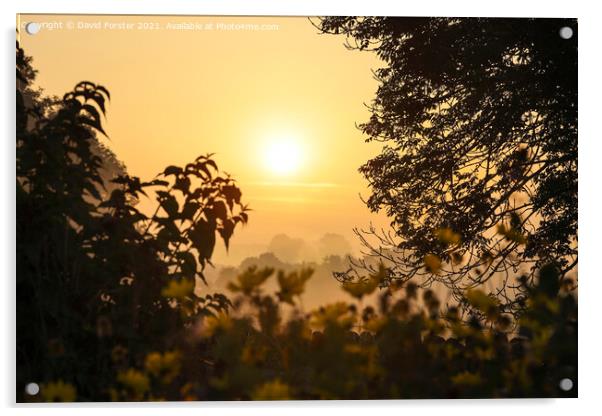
xmin=163 ymin=165 xmax=183 ymax=177
xmin=83 ymin=182 xmax=102 ymax=201
xmin=159 ymin=194 xmax=179 ymax=217
xmin=156 ymin=221 xmax=180 ymax=244
xmin=145 ymin=179 xmax=169 ymax=187
xmin=197 ymin=163 xmax=212 ymax=180
xmin=78 ymin=115 xmax=107 ymax=136
xmin=103 ymin=189 xmax=126 ymax=208
xmin=537 ymin=263 xmax=561 ymax=297
xmin=174 ymin=176 xmax=191 ymax=194
xmin=222 ymin=185 xmax=242 ymax=210
xmin=178 ymin=251 xmax=198 ymax=276
xmin=188 ymin=218 xmax=216 ymax=263
xmin=95 ymin=84 xmax=111 ymax=101
xmin=205 ymin=159 xmax=218 ymax=172
xmin=181 ymin=200 xmax=200 ymax=221
xmin=81 ymin=104 xmax=103 ymax=126
xmin=218 ymin=219 xmax=235 ymax=250
xmin=212 ymin=200 xmax=228 ymax=222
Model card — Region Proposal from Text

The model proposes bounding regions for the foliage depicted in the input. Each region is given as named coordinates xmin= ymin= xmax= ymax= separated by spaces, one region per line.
xmin=105 ymin=264 xmax=576 ymax=400
xmin=17 ymin=35 xmax=576 ymax=402
xmin=317 ymin=17 xmax=578 ymax=315
xmin=17 ymin=41 xmax=247 ymax=401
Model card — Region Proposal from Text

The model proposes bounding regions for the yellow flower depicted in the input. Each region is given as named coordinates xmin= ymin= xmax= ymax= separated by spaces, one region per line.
xmin=111 ymin=344 xmax=128 ymax=364
xmin=277 ymin=268 xmax=313 ymax=304
xmin=451 ymin=371 xmax=482 ymax=387
xmin=117 ymin=369 xmax=149 ymax=398
xmin=227 ymin=266 xmax=273 ymax=295
xmin=144 ymin=352 xmax=163 ymax=375
xmin=161 ymin=278 xmax=194 ymax=299
xmin=144 ymin=351 xmax=182 ymax=384
xmin=496 ymin=223 xmax=527 ymax=245
xmin=41 ymin=380 xmax=77 ymax=402
xmin=162 ymin=351 xmax=181 ymax=370
xmin=252 ymin=379 xmax=291 ymax=400
xmin=435 ymin=228 xmax=462 ymax=245
xmin=424 ymin=254 xmax=442 ymax=274
xmin=364 ymin=316 xmax=388 ymax=333
xmin=180 ymin=382 xmax=197 ymax=401
xmin=311 ymin=302 xmax=355 ymax=330
xmin=241 ymin=343 xmax=268 ymax=365
xmin=196 ymin=313 xmax=232 ymax=339
xmin=465 ymin=289 xmax=499 ymax=318
xmin=342 ymin=280 xmax=378 ymax=300
xmin=342 ymin=264 xmax=387 ymax=300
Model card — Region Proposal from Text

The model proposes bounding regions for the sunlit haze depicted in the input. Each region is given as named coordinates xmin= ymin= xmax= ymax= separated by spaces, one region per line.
xmin=263 ymin=135 xmax=304 ymax=176
xmin=18 ymin=15 xmax=390 ymax=265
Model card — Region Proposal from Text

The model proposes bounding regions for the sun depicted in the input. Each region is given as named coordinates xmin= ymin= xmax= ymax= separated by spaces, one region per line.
xmin=263 ymin=137 xmax=304 ymax=176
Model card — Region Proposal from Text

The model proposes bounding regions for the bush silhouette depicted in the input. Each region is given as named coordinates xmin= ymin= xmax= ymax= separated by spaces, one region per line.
xmin=17 ymin=41 xmax=247 ymax=401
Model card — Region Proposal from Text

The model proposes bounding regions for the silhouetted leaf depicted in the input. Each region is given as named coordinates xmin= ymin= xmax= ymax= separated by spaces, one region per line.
xmin=189 ymin=218 xmax=216 ymax=263
xmin=181 ymin=201 xmax=200 ymax=221
xmin=212 ymin=200 xmax=228 ymax=222
xmin=159 ymin=194 xmax=179 ymax=217
xmin=163 ymin=166 xmax=182 ymax=177
xmin=218 ymin=219 xmax=235 ymax=250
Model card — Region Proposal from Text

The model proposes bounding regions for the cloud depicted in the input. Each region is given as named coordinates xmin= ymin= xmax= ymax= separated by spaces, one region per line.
xmin=248 ymin=181 xmax=339 ymax=188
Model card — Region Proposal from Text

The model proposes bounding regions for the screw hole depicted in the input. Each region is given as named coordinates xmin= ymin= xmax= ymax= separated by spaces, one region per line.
xmin=25 ymin=382 xmax=39 ymax=396
xmin=559 ymin=26 xmax=573 ymax=40
xmin=559 ymin=378 xmax=574 ymax=391
xmin=25 ymin=22 xmax=41 ymax=35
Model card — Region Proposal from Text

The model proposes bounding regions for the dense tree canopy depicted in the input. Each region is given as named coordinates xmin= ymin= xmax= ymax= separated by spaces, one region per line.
xmin=318 ymin=17 xmax=577 ymax=312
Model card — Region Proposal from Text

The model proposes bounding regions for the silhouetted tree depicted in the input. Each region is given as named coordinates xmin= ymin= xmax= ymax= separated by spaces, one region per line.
xmin=318 ymin=17 xmax=577 ymax=313
xmin=17 ymin=41 xmax=248 ymax=400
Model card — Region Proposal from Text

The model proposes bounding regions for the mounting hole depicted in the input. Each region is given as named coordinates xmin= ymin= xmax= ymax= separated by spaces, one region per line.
xmin=25 ymin=22 xmax=41 ymax=35
xmin=559 ymin=378 xmax=574 ymax=391
xmin=559 ymin=26 xmax=573 ymax=40
xmin=25 ymin=382 xmax=40 ymax=396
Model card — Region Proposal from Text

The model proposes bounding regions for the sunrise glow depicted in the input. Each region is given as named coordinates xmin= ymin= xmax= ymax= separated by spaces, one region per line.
xmin=263 ymin=137 xmax=304 ymax=176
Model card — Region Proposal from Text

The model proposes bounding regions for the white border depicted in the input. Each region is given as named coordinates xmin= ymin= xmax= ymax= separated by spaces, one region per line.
xmin=3 ymin=1 xmax=601 ymax=414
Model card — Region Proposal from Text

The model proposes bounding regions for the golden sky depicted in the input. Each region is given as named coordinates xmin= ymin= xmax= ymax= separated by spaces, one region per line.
xmin=19 ymin=14 xmax=390 ymax=265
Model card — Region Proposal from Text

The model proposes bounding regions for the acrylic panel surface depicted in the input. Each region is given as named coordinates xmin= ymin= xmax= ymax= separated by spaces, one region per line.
xmin=16 ymin=14 xmax=577 ymax=402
